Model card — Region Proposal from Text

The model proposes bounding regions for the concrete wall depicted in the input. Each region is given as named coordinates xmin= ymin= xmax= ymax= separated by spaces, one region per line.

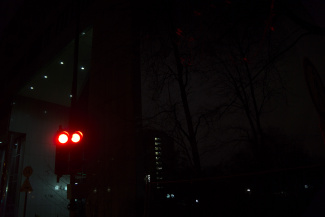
xmin=9 ymin=96 xmax=70 ymax=217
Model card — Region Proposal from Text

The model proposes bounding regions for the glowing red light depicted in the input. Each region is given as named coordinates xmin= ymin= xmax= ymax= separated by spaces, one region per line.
xmin=57 ymin=131 xmax=69 ymax=144
xmin=71 ymin=131 xmax=83 ymax=143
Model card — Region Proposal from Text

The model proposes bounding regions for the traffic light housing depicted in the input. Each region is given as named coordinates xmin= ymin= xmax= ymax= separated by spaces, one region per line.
xmin=55 ymin=129 xmax=84 ymax=176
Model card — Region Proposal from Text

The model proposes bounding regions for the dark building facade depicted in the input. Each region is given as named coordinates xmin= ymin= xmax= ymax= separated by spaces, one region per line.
xmin=0 ymin=0 xmax=143 ymax=216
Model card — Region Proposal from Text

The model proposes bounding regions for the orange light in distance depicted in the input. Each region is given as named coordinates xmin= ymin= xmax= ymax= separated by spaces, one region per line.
xmin=57 ymin=131 xmax=69 ymax=144
xmin=71 ymin=131 xmax=83 ymax=143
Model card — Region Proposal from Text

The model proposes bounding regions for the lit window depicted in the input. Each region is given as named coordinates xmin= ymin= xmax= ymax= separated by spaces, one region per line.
xmin=155 ymin=152 xmax=161 ymax=156
xmin=155 ymin=147 xmax=161 ymax=151
xmin=65 ymin=186 xmax=67 ymax=191
xmin=70 ymin=94 xmax=73 ymax=98
xmin=195 ymin=199 xmax=199 ymax=203
xmin=246 ymin=188 xmax=251 ymax=192
xmin=154 ymin=137 xmax=160 ymax=141
xmin=60 ymin=61 xmax=64 ymax=64
xmin=81 ymin=32 xmax=86 ymax=35
xmin=156 ymin=166 xmax=162 ymax=170
xmin=55 ymin=185 xmax=59 ymax=190
xmin=81 ymin=66 xmax=85 ymax=70
xmin=145 ymin=174 xmax=151 ymax=183
xmin=304 ymin=185 xmax=309 ymax=189
xmin=171 ymin=194 xmax=175 ymax=198
xmin=30 ymin=86 xmax=34 ymax=90
xmin=155 ymin=142 xmax=161 ymax=146
xmin=157 ymin=177 xmax=163 ymax=180
xmin=44 ymin=75 xmax=48 ymax=78
xmin=166 ymin=194 xmax=170 ymax=198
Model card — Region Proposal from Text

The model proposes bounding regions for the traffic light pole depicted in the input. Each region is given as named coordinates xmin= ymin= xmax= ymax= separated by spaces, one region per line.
xmin=69 ymin=0 xmax=80 ymax=215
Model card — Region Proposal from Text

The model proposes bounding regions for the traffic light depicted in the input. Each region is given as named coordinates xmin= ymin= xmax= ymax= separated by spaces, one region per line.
xmin=55 ymin=128 xmax=84 ymax=176
xmin=55 ymin=131 xmax=83 ymax=145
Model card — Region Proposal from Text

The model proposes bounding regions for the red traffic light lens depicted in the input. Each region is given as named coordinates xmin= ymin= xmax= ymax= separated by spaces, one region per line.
xmin=57 ymin=131 xmax=69 ymax=144
xmin=71 ymin=131 xmax=83 ymax=143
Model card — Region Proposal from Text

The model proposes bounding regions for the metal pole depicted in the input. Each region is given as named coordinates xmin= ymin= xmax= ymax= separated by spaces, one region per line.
xmin=23 ymin=192 xmax=27 ymax=217
xmin=70 ymin=1 xmax=80 ymax=216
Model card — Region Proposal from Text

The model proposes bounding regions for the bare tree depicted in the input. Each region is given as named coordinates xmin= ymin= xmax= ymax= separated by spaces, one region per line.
xmin=140 ymin=0 xmax=318 ymax=173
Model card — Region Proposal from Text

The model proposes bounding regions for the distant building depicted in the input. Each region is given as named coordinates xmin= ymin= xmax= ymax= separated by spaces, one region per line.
xmin=143 ymin=130 xmax=177 ymax=189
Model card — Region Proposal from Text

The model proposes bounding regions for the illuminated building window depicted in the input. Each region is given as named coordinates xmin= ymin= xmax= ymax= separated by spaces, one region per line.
xmin=155 ymin=142 xmax=161 ymax=146
xmin=155 ymin=161 xmax=162 ymax=165
xmin=155 ymin=152 xmax=161 ymax=156
xmin=154 ymin=137 xmax=160 ymax=141
xmin=154 ymin=147 xmax=161 ymax=151
xmin=155 ymin=156 xmax=160 ymax=160
xmin=145 ymin=174 xmax=151 ymax=183
xmin=156 ymin=166 xmax=162 ymax=170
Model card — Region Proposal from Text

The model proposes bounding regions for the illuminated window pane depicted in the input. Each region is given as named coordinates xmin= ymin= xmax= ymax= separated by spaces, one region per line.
xmin=154 ymin=137 xmax=160 ymax=141
xmin=156 ymin=166 xmax=162 ymax=170
xmin=155 ymin=147 xmax=162 ymax=151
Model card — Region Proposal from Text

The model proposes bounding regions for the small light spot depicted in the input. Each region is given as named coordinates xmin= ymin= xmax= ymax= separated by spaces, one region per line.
xmin=0 ymin=141 xmax=2 ymax=144
xmin=81 ymin=66 xmax=85 ymax=70
xmin=30 ymin=87 xmax=34 ymax=90
xmin=305 ymin=185 xmax=309 ymax=189
xmin=65 ymin=186 xmax=67 ymax=191
xmin=246 ymin=188 xmax=251 ymax=192
xmin=55 ymin=185 xmax=59 ymax=190
xmin=70 ymin=94 xmax=73 ymax=98
xmin=60 ymin=61 xmax=64 ymax=65
xmin=107 ymin=188 xmax=111 ymax=192
xmin=75 ymin=182 xmax=78 ymax=185
xmin=93 ymin=188 xmax=97 ymax=193
xmin=44 ymin=75 xmax=48 ymax=78
xmin=81 ymin=32 xmax=86 ymax=35
xmin=44 ymin=110 xmax=47 ymax=114
xmin=195 ymin=199 xmax=199 ymax=203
